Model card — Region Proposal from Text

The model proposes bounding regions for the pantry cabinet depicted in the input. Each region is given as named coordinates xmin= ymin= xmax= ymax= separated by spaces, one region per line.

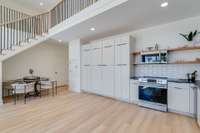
xmin=81 ymin=35 xmax=131 ymax=103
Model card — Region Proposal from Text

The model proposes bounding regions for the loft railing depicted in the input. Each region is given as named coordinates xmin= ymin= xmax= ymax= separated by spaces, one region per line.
xmin=0 ymin=0 xmax=99 ymax=54
xmin=50 ymin=0 xmax=98 ymax=27
xmin=0 ymin=5 xmax=30 ymax=25
xmin=0 ymin=13 xmax=49 ymax=53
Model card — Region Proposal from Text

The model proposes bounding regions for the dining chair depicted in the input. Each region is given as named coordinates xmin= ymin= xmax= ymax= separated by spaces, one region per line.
xmin=39 ymin=80 xmax=57 ymax=97
xmin=11 ymin=82 xmax=35 ymax=104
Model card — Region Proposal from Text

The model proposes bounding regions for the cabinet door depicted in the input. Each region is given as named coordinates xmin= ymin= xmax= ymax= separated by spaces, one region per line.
xmin=91 ymin=42 xmax=102 ymax=66
xmin=90 ymin=66 xmax=102 ymax=94
xmin=115 ymin=44 xmax=121 ymax=65
xmin=102 ymin=66 xmax=114 ymax=97
xmin=168 ymin=83 xmax=190 ymax=113
xmin=189 ymin=84 xmax=197 ymax=115
xmin=102 ymin=40 xmax=115 ymax=65
xmin=119 ymin=43 xmax=129 ymax=65
xmin=121 ymin=65 xmax=130 ymax=102
xmin=130 ymin=80 xmax=139 ymax=104
xmin=197 ymin=87 xmax=200 ymax=126
xmin=81 ymin=66 xmax=90 ymax=92
xmin=115 ymin=43 xmax=129 ymax=65
xmin=81 ymin=45 xmax=91 ymax=66
xmin=114 ymin=66 xmax=121 ymax=99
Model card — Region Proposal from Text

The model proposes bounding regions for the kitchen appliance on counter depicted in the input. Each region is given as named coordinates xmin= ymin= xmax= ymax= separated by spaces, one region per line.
xmin=141 ymin=50 xmax=168 ymax=64
xmin=138 ymin=76 xmax=168 ymax=112
xmin=187 ymin=70 xmax=197 ymax=83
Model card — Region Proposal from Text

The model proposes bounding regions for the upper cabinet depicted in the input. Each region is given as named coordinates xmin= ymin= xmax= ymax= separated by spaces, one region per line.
xmin=81 ymin=44 xmax=91 ymax=66
xmin=115 ymin=36 xmax=130 ymax=65
xmin=102 ymin=39 xmax=115 ymax=66
xmin=91 ymin=41 xmax=102 ymax=66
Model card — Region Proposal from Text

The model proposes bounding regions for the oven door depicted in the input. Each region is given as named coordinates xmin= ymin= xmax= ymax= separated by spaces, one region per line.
xmin=139 ymin=84 xmax=167 ymax=105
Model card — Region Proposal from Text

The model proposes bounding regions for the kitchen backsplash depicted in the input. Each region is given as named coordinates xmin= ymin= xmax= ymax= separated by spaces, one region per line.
xmin=134 ymin=64 xmax=200 ymax=80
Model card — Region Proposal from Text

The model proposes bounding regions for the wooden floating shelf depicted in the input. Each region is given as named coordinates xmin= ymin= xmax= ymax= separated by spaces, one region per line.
xmin=131 ymin=60 xmax=200 ymax=65
xmin=131 ymin=45 xmax=200 ymax=55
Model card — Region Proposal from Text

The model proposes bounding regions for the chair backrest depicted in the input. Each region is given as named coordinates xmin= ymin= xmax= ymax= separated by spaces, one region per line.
xmin=12 ymin=82 xmax=35 ymax=94
xmin=25 ymin=82 xmax=35 ymax=93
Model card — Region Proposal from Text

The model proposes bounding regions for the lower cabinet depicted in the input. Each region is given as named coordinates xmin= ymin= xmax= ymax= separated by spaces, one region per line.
xmin=114 ymin=65 xmax=130 ymax=102
xmin=90 ymin=66 xmax=102 ymax=94
xmin=130 ymin=80 xmax=139 ymax=104
xmin=101 ymin=66 xmax=115 ymax=97
xmin=168 ymin=82 xmax=196 ymax=116
xmin=197 ymin=87 xmax=200 ymax=126
xmin=81 ymin=66 xmax=90 ymax=92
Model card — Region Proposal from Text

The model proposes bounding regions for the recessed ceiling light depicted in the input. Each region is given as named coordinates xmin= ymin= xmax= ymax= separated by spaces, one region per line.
xmin=90 ymin=27 xmax=95 ymax=31
xmin=40 ymin=2 xmax=44 ymax=6
xmin=161 ymin=2 xmax=168 ymax=7
xmin=58 ymin=40 xmax=62 ymax=43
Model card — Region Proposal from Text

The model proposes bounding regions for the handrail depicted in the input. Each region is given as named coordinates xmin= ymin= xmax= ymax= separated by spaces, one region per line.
xmin=0 ymin=5 xmax=30 ymax=25
xmin=0 ymin=0 xmax=99 ymax=54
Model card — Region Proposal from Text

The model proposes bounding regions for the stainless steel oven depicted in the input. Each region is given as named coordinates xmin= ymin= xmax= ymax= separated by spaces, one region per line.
xmin=138 ymin=77 xmax=168 ymax=112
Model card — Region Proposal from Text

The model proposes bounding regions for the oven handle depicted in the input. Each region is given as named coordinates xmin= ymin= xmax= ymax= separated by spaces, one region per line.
xmin=139 ymin=85 xmax=168 ymax=89
xmin=174 ymin=87 xmax=183 ymax=90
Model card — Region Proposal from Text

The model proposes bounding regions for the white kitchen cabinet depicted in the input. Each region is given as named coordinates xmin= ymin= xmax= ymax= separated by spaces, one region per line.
xmin=101 ymin=66 xmax=115 ymax=97
xmin=189 ymin=84 xmax=197 ymax=115
xmin=114 ymin=65 xmax=130 ymax=102
xmin=81 ymin=35 xmax=131 ymax=103
xmin=102 ymin=39 xmax=115 ymax=65
xmin=91 ymin=41 xmax=102 ymax=66
xmin=168 ymin=82 xmax=190 ymax=114
xmin=90 ymin=66 xmax=102 ymax=94
xmin=115 ymin=43 xmax=129 ymax=65
xmin=197 ymin=86 xmax=200 ymax=126
xmin=81 ymin=45 xmax=91 ymax=66
xmin=130 ymin=79 xmax=139 ymax=104
xmin=81 ymin=66 xmax=90 ymax=92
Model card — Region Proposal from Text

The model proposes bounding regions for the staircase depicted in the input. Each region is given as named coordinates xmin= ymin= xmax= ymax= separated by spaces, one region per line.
xmin=0 ymin=0 xmax=99 ymax=61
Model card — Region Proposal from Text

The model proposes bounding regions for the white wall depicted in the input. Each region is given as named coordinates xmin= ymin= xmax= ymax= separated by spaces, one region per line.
xmin=129 ymin=16 xmax=200 ymax=79
xmin=2 ymin=40 xmax=68 ymax=86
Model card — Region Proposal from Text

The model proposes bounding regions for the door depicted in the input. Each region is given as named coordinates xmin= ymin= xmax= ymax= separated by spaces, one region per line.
xmin=168 ymin=83 xmax=190 ymax=113
xmin=102 ymin=66 xmax=114 ymax=97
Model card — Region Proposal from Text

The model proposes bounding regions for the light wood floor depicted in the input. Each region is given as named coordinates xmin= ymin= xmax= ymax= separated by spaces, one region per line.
xmin=0 ymin=87 xmax=199 ymax=133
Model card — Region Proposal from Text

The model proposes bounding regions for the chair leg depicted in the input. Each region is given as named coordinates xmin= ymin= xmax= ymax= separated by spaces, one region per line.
xmin=24 ymin=94 xmax=26 ymax=104
xmin=14 ymin=89 xmax=16 ymax=105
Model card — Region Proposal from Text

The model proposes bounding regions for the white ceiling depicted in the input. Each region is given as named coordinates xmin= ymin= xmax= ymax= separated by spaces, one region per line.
xmin=1 ymin=0 xmax=61 ymax=15
xmin=52 ymin=0 xmax=200 ymax=43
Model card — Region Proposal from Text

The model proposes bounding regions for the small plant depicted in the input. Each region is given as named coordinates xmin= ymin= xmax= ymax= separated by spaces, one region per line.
xmin=29 ymin=68 xmax=34 ymax=75
xmin=179 ymin=30 xmax=198 ymax=41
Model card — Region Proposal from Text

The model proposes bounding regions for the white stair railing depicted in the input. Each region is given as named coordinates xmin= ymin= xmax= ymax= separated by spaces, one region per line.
xmin=0 ymin=0 xmax=99 ymax=54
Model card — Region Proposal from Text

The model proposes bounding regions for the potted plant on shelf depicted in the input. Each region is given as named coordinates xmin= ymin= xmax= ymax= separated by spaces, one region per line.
xmin=179 ymin=30 xmax=199 ymax=45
